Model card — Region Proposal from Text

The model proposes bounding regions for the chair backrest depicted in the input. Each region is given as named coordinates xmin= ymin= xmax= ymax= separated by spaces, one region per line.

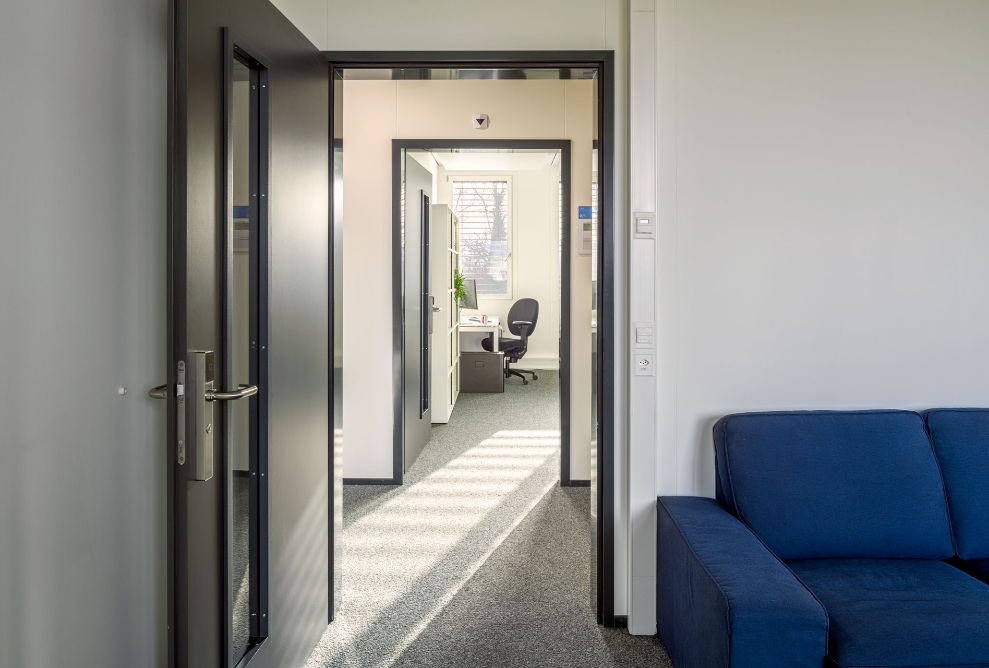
xmin=507 ymin=298 xmax=539 ymax=337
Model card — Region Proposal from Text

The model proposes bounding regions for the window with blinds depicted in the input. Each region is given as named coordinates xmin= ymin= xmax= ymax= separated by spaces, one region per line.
xmin=452 ymin=179 xmax=511 ymax=298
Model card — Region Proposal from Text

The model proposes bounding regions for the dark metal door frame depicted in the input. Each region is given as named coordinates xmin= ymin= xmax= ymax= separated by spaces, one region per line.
xmin=326 ymin=51 xmax=617 ymax=626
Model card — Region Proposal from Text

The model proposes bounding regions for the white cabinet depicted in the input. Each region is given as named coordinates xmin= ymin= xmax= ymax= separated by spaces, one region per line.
xmin=430 ymin=204 xmax=460 ymax=423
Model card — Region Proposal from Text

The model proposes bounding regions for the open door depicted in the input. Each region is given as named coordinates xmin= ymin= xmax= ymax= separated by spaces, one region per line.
xmin=400 ymin=151 xmax=433 ymax=473
xmin=167 ymin=1 xmax=330 ymax=666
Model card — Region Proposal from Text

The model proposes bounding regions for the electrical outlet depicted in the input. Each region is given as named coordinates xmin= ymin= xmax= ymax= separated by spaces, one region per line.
xmin=634 ymin=353 xmax=655 ymax=376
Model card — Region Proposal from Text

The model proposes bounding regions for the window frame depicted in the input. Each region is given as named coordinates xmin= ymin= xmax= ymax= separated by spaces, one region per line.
xmin=448 ymin=172 xmax=517 ymax=302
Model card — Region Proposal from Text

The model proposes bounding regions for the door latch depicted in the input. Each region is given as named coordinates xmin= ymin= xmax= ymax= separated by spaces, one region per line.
xmin=187 ymin=350 xmax=259 ymax=481
xmin=148 ymin=360 xmax=188 ymax=467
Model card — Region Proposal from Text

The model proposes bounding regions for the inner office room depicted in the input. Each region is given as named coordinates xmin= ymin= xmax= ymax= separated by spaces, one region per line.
xmin=412 ymin=147 xmax=564 ymax=401
xmin=341 ymin=72 xmax=597 ymax=480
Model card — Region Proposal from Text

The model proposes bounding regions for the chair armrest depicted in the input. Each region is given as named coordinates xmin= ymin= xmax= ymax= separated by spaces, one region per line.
xmin=511 ymin=320 xmax=533 ymax=346
xmin=657 ymin=497 xmax=827 ymax=668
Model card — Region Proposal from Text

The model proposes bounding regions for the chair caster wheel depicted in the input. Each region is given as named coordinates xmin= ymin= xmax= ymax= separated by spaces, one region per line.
xmin=532 ymin=374 xmax=538 ymax=381
xmin=522 ymin=379 xmax=528 ymax=385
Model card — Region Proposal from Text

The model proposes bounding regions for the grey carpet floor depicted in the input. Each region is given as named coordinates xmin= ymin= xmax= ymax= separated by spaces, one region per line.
xmin=306 ymin=371 xmax=671 ymax=668
xmin=232 ymin=475 xmax=250 ymax=657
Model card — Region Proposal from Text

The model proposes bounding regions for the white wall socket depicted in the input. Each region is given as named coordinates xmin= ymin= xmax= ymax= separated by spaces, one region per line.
xmin=634 ymin=352 xmax=655 ymax=376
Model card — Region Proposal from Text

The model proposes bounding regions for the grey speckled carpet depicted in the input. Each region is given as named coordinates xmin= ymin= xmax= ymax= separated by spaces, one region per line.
xmin=306 ymin=371 xmax=670 ymax=668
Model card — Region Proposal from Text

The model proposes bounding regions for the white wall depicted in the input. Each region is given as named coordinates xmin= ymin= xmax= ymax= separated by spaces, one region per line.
xmin=272 ymin=0 xmax=620 ymax=52
xmin=626 ymin=0 xmax=659 ymax=635
xmin=653 ymin=0 xmax=989 ymax=496
xmin=342 ymin=80 xmax=595 ymax=482
xmin=269 ymin=0 xmax=327 ymax=48
xmin=437 ymin=162 xmax=563 ymax=370
xmin=0 ymin=0 xmax=167 ymax=665
xmin=340 ymin=81 xmax=396 ymax=480
xmin=328 ymin=0 xmax=614 ymax=51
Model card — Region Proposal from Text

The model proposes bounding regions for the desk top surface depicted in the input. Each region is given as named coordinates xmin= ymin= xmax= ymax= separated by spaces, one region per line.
xmin=459 ymin=316 xmax=500 ymax=328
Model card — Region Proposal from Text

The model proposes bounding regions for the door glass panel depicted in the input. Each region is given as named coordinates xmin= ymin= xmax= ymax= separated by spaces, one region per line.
xmin=227 ymin=53 xmax=266 ymax=666
xmin=229 ymin=56 xmax=252 ymax=664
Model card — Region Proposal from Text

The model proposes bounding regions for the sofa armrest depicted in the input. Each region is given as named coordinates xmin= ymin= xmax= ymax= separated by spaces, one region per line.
xmin=657 ymin=497 xmax=827 ymax=668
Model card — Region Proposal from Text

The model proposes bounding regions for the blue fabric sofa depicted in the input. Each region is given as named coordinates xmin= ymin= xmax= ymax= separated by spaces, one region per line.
xmin=656 ymin=409 xmax=989 ymax=668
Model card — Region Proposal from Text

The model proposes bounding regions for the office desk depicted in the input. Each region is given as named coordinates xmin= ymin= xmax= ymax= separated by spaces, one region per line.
xmin=458 ymin=317 xmax=504 ymax=392
xmin=459 ymin=317 xmax=501 ymax=352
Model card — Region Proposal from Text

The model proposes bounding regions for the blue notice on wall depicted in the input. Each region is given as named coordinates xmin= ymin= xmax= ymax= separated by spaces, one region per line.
xmin=578 ymin=205 xmax=593 ymax=219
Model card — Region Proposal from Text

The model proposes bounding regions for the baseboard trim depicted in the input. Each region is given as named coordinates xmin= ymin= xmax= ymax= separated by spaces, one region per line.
xmin=343 ymin=477 xmax=401 ymax=486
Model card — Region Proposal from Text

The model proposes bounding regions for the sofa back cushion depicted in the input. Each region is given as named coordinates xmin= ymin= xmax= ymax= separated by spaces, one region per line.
xmin=924 ymin=409 xmax=989 ymax=560
xmin=714 ymin=410 xmax=953 ymax=560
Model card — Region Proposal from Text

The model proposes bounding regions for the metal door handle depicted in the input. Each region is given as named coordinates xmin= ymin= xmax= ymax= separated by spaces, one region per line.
xmin=206 ymin=384 xmax=258 ymax=401
xmin=148 ymin=384 xmax=168 ymax=399
xmin=432 ymin=306 xmax=441 ymax=312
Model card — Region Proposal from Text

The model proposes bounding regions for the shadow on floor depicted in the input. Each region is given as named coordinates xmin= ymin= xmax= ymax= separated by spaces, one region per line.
xmin=391 ymin=486 xmax=672 ymax=668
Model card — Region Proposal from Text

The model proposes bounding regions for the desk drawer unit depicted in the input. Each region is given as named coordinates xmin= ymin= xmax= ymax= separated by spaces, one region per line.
xmin=460 ymin=352 xmax=504 ymax=393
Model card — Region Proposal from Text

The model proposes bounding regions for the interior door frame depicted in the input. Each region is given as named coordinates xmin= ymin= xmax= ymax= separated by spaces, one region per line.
xmin=326 ymin=51 xmax=618 ymax=626
xmin=388 ymin=139 xmax=575 ymax=488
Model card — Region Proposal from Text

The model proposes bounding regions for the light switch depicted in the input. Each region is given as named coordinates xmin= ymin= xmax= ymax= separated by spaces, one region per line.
xmin=633 ymin=212 xmax=656 ymax=238
xmin=635 ymin=322 xmax=655 ymax=347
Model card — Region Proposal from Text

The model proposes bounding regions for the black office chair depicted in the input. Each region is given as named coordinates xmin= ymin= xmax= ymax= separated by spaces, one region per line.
xmin=482 ymin=298 xmax=539 ymax=385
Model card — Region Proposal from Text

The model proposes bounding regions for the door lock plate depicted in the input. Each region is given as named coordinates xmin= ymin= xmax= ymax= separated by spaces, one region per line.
xmin=177 ymin=360 xmax=186 ymax=466
xmin=187 ymin=351 xmax=215 ymax=481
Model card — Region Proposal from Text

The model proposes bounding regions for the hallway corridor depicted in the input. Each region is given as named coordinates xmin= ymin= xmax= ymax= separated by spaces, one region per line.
xmin=306 ymin=372 xmax=669 ymax=667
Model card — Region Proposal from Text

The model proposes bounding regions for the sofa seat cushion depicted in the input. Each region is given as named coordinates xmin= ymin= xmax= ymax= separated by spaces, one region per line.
xmin=788 ymin=558 xmax=989 ymax=668
xmin=924 ymin=409 xmax=989 ymax=560
xmin=714 ymin=410 xmax=953 ymax=560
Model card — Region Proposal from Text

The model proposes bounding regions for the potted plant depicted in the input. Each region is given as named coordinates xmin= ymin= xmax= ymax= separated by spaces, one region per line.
xmin=453 ymin=268 xmax=467 ymax=316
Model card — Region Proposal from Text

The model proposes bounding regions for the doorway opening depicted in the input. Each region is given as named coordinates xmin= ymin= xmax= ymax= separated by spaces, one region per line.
xmin=391 ymin=140 xmax=574 ymax=485
xmin=325 ymin=56 xmax=617 ymax=653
